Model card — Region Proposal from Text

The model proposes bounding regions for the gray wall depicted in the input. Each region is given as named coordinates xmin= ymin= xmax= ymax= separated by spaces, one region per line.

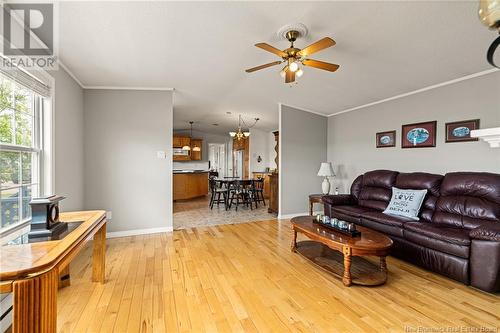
xmin=84 ymin=90 xmax=173 ymax=232
xmin=50 ymin=68 xmax=85 ymax=211
xmin=280 ymin=105 xmax=327 ymax=216
xmin=328 ymin=72 xmax=500 ymax=193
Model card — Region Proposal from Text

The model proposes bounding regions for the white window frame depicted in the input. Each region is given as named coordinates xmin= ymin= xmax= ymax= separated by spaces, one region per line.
xmin=0 ymin=70 xmax=54 ymax=239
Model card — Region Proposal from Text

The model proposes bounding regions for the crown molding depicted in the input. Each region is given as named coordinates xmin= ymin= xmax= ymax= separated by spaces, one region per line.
xmin=58 ymin=61 xmax=84 ymax=88
xmin=278 ymin=102 xmax=328 ymax=117
xmin=84 ymin=86 xmax=174 ymax=91
xmin=57 ymin=61 xmax=174 ymax=91
xmin=328 ymin=68 xmax=500 ymax=117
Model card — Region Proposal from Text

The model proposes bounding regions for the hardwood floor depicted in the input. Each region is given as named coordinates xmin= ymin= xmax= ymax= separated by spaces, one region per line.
xmin=57 ymin=219 xmax=500 ymax=333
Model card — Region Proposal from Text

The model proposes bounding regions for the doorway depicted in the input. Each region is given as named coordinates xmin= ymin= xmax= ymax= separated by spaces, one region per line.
xmin=208 ymin=143 xmax=226 ymax=178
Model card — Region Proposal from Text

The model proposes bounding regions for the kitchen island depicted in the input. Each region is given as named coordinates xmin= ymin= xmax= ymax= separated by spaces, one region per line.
xmin=173 ymin=170 xmax=209 ymax=200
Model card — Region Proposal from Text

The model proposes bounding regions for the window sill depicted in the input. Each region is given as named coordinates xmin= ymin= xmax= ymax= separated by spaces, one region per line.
xmin=0 ymin=220 xmax=31 ymax=245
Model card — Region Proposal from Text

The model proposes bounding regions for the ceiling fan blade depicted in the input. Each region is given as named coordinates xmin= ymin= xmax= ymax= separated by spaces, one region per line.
xmin=302 ymin=59 xmax=340 ymax=72
xmin=297 ymin=37 xmax=336 ymax=57
xmin=285 ymin=70 xmax=295 ymax=83
xmin=255 ymin=43 xmax=287 ymax=58
xmin=245 ymin=61 xmax=282 ymax=73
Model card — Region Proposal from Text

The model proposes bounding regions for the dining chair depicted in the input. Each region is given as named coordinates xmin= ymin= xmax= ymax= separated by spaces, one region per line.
xmin=252 ymin=178 xmax=266 ymax=207
xmin=228 ymin=180 xmax=253 ymax=211
xmin=209 ymin=178 xmax=228 ymax=209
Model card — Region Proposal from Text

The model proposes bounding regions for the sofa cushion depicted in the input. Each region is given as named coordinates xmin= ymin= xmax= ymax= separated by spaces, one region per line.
xmin=358 ymin=170 xmax=398 ymax=211
xmin=395 ymin=172 xmax=443 ymax=222
xmin=361 ymin=211 xmax=416 ymax=227
xmin=433 ymin=172 xmax=500 ymax=229
xmin=330 ymin=210 xmax=360 ymax=225
xmin=404 ymin=222 xmax=470 ymax=258
xmin=332 ymin=205 xmax=376 ymax=217
xmin=360 ymin=218 xmax=404 ymax=238
xmin=350 ymin=175 xmax=364 ymax=203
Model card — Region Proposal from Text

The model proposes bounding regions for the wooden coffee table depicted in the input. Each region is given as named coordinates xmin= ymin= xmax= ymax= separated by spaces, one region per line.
xmin=290 ymin=216 xmax=393 ymax=287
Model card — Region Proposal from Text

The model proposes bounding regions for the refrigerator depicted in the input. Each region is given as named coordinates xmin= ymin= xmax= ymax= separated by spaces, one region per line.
xmin=234 ymin=150 xmax=244 ymax=178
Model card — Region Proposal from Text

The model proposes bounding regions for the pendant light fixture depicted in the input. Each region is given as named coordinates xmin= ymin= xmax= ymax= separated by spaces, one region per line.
xmin=182 ymin=121 xmax=201 ymax=151
xmin=229 ymin=115 xmax=259 ymax=140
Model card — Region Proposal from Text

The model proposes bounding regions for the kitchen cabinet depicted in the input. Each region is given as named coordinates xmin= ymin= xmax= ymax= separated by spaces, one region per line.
xmin=173 ymin=136 xmax=190 ymax=148
xmin=173 ymin=172 xmax=209 ymax=200
xmin=190 ymin=139 xmax=203 ymax=161
xmin=252 ymin=172 xmax=271 ymax=198
xmin=172 ymin=136 xmax=203 ymax=161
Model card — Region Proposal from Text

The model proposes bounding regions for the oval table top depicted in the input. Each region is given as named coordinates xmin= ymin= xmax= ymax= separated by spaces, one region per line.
xmin=290 ymin=215 xmax=393 ymax=252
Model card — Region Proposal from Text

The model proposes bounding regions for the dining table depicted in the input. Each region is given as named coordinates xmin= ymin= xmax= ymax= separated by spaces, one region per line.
xmin=213 ymin=178 xmax=254 ymax=210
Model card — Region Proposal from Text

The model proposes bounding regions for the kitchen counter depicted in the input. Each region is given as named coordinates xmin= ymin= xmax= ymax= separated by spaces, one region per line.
xmin=173 ymin=171 xmax=209 ymax=200
xmin=173 ymin=170 xmax=209 ymax=174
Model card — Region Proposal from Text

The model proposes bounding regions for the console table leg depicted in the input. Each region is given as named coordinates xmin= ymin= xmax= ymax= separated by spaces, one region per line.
xmin=380 ymin=256 xmax=388 ymax=275
xmin=291 ymin=229 xmax=297 ymax=252
xmin=309 ymin=200 xmax=313 ymax=215
xmin=342 ymin=246 xmax=352 ymax=287
xmin=92 ymin=222 xmax=106 ymax=283
xmin=12 ymin=269 xmax=58 ymax=333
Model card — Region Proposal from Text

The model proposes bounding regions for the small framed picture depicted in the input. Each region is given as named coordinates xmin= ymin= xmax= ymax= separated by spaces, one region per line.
xmin=402 ymin=121 xmax=437 ymax=148
xmin=376 ymin=130 xmax=396 ymax=148
xmin=445 ymin=119 xmax=479 ymax=143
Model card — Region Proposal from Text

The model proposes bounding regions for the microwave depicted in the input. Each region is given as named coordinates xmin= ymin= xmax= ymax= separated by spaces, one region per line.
xmin=173 ymin=148 xmax=189 ymax=156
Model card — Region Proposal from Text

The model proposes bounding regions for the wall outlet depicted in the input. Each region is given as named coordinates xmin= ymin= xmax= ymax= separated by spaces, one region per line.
xmin=106 ymin=211 xmax=112 ymax=220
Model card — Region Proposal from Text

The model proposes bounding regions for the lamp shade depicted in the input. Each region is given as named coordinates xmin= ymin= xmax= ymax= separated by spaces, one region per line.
xmin=317 ymin=162 xmax=335 ymax=177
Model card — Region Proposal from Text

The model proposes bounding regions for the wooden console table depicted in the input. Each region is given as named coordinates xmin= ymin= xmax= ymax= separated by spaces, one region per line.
xmin=0 ymin=210 xmax=107 ymax=333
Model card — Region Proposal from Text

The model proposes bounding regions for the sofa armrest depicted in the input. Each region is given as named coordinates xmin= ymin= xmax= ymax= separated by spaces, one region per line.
xmin=322 ymin=194 xmax=354 ymax=206
xmin=470 ymin=223 xmax=500 ymax=242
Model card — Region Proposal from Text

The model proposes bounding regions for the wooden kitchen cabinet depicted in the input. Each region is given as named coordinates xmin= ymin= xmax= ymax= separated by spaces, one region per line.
xmin=173 ymin=136 xmax=191 ymax=148
xmin=173 ymin=172 xmax=209 ymax=200
xmin=190 ymin=139 xmax=203 ymax=161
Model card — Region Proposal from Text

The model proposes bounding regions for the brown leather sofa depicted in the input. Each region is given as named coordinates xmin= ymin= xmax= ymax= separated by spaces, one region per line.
xmin=322 ymin=170 xmax=500 ymax=293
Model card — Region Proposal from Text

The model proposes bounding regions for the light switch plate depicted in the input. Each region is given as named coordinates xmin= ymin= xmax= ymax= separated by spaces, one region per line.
xmin=106 ymin=211 xmax=112 ymax=220
xmin=156 ymin=151 xmax=166 ymax=159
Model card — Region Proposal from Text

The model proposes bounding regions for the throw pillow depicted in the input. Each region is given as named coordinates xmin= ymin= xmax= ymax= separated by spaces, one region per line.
xmin=383 ymin=187 xmax=427 ymax=220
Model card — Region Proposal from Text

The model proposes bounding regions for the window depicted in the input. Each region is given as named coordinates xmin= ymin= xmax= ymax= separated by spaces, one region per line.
xmin=0 ymin=74 xmax=44 ymax=230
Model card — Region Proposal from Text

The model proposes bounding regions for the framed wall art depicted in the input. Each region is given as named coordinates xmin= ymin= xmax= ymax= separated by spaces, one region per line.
xmin=445 ymin=119 xmax=479 ymax=143
xmin=376 ymin=130 xmax=396 ymax=148
xmin=402 ymin=121 xmax=437 ymax=148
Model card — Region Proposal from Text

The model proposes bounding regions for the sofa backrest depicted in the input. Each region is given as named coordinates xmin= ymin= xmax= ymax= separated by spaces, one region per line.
xmin=395 ymin=172 xmax=443 ymax=222
xmin=357 ymin=170 xmax=398 ymax=211
xmin=433 ymin=172 xmax=500 ymax=229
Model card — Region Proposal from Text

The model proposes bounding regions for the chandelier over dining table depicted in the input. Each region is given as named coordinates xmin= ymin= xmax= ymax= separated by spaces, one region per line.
xmin=229 ymin=115 xmax=259 ymax=140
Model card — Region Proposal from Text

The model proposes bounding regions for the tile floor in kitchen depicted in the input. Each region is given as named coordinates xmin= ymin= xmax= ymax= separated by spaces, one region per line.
xmin=173 ymin=195 xmax=276 ymax=230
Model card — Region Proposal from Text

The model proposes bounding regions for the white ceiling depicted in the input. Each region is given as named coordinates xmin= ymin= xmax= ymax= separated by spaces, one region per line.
xmin=58 ymin=1 xmax=497 ymax=134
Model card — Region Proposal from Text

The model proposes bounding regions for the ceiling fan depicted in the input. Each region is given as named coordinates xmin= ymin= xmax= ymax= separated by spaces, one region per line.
xmin=245 ymin=27 xmax=340 ymax=84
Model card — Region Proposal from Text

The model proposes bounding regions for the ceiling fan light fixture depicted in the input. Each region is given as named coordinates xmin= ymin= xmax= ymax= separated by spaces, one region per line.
xmin=243 ymin=131 xmax=250 ymax=137
xmin=289 ymin=61 xmax=299 ymax=72
xmin=280 ymin=68 xmax=287 ymax=78
xmin=296 ymin=68 xmax=304 ymax=77
xmin=229 ymin=131 xmax=236 ymax=137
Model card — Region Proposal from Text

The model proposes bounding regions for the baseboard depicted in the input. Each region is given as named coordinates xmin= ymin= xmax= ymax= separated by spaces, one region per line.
xmin=106 ymin=226 xmax=173 ymax=239
xmin=278 ymin=210 xmax=322 ymax=219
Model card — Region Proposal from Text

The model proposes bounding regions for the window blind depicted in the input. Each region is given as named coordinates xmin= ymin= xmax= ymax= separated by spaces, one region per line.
xmin=0 ymin=60 xmax=51 ymax=97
